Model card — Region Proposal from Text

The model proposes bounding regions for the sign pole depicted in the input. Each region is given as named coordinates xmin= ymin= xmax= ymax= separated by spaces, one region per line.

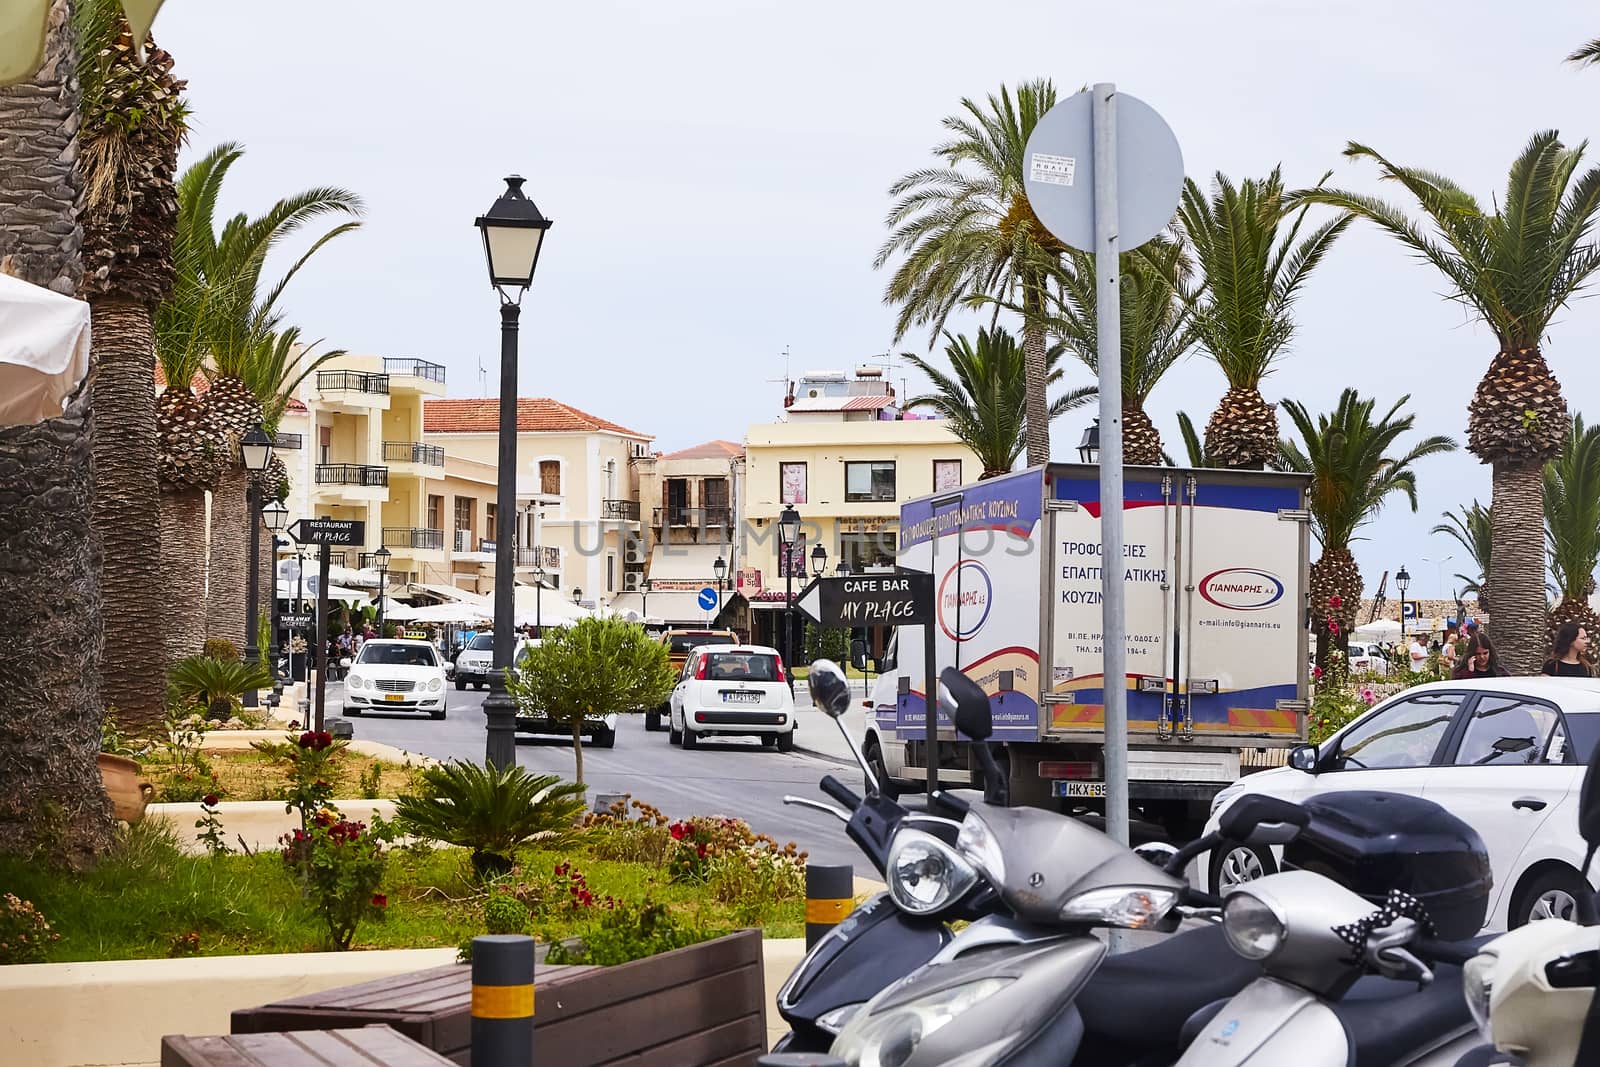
xmin=924 ymin=622 xmax=939 ymax=798
xmin=314 ymin=543 xmax=330 ymax=733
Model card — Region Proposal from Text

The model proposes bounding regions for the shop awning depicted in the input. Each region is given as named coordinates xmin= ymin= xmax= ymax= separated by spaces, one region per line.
xmin=647 ymin=542 xmax=731 ymax=582
xmin=609 ymin=590 xmax=728 ymax=626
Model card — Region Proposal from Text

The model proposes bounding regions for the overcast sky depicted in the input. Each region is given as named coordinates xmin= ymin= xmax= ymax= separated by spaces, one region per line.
xmin=159 ymin=0 xmax=1600 ymax=598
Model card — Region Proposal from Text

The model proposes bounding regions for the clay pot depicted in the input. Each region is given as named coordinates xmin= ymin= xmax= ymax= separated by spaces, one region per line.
xmin=97 ymin=753 xmax=154 ymax=823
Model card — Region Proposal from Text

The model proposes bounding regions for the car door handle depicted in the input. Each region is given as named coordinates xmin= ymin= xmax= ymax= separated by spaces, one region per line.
xmin=1512 ymin=796 xmax=1548 ymax=812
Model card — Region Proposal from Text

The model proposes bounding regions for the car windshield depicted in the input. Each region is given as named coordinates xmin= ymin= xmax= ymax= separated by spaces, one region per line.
xmin=358 ymin=643 xmax=437 ymax=667
xmin=705 ymin=651 xmax=780 ymax=682
xmin=671 ymin=633 xmax=734 ymax=654
xmin=468 ymin=635 xmax=495 ymax=651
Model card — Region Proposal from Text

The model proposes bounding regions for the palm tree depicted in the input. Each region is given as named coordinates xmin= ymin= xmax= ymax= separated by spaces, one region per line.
xmin=1046 ymin=237 xmax=1195 ymax=463
xmin=1176 ymin=169 xmax=1352 ymax=470
xmin=0 ymin=0 xmax=117 ymax=861
xmin=1432 ymin=502 xmax=1493 ymax=611
xmin=75 ymin=0 xmax=188 ymax=731
xmin=1568 ymin=39 xmax=1600 ymax=67
xmin=1172 ymin=411 xmax=1215 ymax=467
xmin=1275 ymin=389 xmax=1456 ymax=667
xmin=1299 ymin=134 xmax=1600 ymax=674
xmin=1545 ymin=416 xmax=1600 ymax=641
xmin=904 ymin=327 xmax=1091 ymax=478
xmin=877 ymin=80 xmax=1065 ymax=467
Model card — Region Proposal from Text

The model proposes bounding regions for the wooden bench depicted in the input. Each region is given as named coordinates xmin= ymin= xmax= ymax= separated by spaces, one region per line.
xmin=163 ymin=1025 xmax=455 ymax=1065
xmin=231 ymin=929 xmax=767 ymax=1066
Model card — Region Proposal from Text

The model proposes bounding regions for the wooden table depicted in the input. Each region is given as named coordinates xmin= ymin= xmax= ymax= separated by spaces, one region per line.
xmin=163 ymin=1025 xmax=455 ymax=1065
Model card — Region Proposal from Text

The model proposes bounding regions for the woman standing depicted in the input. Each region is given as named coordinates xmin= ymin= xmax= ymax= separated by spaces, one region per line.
xmin=1454 ymin=633 xmax=1508 ymax=679
xmin=1542 ymin=622 xmax=1592 ymax=677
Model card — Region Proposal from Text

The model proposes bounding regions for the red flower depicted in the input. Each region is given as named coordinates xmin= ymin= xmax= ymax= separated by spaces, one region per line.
xmin=554 ymin=862 xmax=569 ymax=877
xmin=1328 ymin=621 xmax=1341 ymax=635
xmin=298 ymin=731 xmax=317 ymax=749
xmin=371 ymin=894 xmax=387 ymax=908
xmin=1329 ymin=595 xmax=1342 ymax=609
xmin=695 ymin=843 xmax=708 ymax=859
xmin=669 ymin=823 xmax=686 ymax=841
xmin=1312 ymin=666 xmax=1323 ymax=681
xmin=202 ymin=794 xmax=219 ymax=808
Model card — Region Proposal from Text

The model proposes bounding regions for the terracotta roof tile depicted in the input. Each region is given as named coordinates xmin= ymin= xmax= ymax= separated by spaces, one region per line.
xmin=661 ymin=439 xmax=744 ymax=460
xmin=284 ymin=397 xmax=309 ymax=413
xmin=424 ymin=397 xmax=652 ymax=438
xmin=153 ymin=366 xmax=209 ymax=393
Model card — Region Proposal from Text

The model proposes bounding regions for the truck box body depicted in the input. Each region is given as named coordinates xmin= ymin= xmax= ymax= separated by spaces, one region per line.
xmin=887 ymin=463 xmax=1310 ymax=811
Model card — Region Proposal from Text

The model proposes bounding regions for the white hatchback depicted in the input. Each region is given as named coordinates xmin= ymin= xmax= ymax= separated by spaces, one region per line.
xmin=344 ymin=639 xmax=448 ymax=719
xmin=1200 ymin=677 xmax=1600 ymax=931
xmin=669 ymin=644 xmax=796 ymax=751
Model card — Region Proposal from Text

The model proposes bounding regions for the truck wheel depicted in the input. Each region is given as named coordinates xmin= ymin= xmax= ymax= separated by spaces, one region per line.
xmin=645 ymin=710 xmax=661 ymax=732
xmin=863 ymin=737 xmax=897 ymax=797
xmin=1209 ymin=841 xmax=1276 ymax=895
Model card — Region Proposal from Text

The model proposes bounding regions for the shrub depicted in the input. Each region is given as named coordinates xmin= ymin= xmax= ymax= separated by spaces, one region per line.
xmin=394 ymin=761 xmax=587 ymax=880
xmin=585 ymin=798 xmax=676 ymax=866
xmin=485 ymin=892 xmax=531 ymax=935
xmin=170 ymin=655 xmax=273 ymax=721
xmin=545 ymin=901 xmax=703 ymax=967
xmin=0 ymin=894 xmax=59 ymax=964
xmin=253 ymin=730 xmax=349 ymax=858
xmin=358 ymin=761 xmax=384 ymax=798
xmin=203 ymin=638 xmax=240 ymax=662
xmin=280 ymin=813 xmax=392 ymax=950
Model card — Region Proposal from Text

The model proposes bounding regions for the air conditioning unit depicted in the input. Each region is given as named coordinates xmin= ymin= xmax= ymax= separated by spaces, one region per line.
xmin=623 ymin=572 xmax=646 ymax=592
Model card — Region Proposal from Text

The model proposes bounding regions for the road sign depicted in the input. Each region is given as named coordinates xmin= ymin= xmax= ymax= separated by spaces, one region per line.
xmin=697 ymin=586 xmax=719 ymax=612
xmin=305 ymin=575 xmax=321 ymax=597
xmin=1402 ymin=601 xmax=1418 ymax=620
xmin=794 ymin=573 xmax=934 ymax=628
xmin=282 ymin=613 xmax=312 ymax=628
xmin=288 ymin=518 xmax=365 ymax=545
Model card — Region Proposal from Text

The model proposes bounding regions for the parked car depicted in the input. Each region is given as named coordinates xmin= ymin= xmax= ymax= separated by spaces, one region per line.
xmin=1347 ymin=640 xmax=1391 ymax=677
xmin=645 ymin=628 xmax=738 ymax=731
xmin=453 ymin=632 xmax=534 ymax=690
xmin=1200 ymin=677 xmax=1600 ymax=930
xmin=343 ymin=638 xmax=448 ymax=720
xmin=668 ymin=644 xmax=796 ymax=751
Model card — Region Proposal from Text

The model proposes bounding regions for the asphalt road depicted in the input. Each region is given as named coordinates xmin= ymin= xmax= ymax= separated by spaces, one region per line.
xmin=318 ymin=681 xmax=868 ymax=868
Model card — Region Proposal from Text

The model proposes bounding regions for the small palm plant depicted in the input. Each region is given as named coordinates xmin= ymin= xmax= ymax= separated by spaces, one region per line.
xmin=1544 ymin=416 xmax=1600 ymax=642
xmin=168 ymin=655 xmax=273 ymax=721
xmin=394 ymin=761 xmax=587 ymax=879
xmin=1432 ymin=503 xmax=1493 ymax=609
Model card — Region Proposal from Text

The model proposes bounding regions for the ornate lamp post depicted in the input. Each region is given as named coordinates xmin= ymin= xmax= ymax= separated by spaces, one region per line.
xmin=1396 ymin=565 xmax=1412 ymax=642
xmin=239 ymin=424 xmax=274 ymax=707
xmin=778 ymin=504 xmax=801 ymax=670
xmin=262 ymin=499 xmax=289 ymax=690
xmin=373 ymin=545 xmax=391 ymax=635
xmin=474 ymin=174 xmax=553 ymax=770
xmin=1078 ymin=419 xmax=1100 ymax=464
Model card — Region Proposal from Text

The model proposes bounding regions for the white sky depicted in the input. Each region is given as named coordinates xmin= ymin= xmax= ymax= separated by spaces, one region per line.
xmin=158 ymin=0 xmax=1600 ymax=596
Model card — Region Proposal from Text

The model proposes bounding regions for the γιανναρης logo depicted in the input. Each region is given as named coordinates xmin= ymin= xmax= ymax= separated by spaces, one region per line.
xmin=1198 ymin=568 xmax=1285 ymax=611
xmin=938 ymin=560 xmax=993 ymax=641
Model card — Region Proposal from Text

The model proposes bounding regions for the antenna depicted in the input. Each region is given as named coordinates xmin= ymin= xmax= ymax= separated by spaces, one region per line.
xmin=478 ymin=352 xmax=488 ymax=396
xmin=766 ymin=344 xmax=791 ymax=386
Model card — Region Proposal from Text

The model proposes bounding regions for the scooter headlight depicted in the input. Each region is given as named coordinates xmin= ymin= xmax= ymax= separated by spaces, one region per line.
xmin=1462 ymin=952 xmax=1496 ymax=1041
xmin=831 ymin=977 xmax=1013 ymax=1067
xmin=1059 ymin=885 xmax=1180 ymax=929
xmin=956 ymin=811 xmax=1006 ymax=886
xmin=887 ymin=828 xmax=979 ymax=916
xmin=1222 ymin=891 xmax=1286 ymax=960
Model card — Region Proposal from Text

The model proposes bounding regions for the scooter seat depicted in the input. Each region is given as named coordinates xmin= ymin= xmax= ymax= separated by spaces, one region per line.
xmin=1333 ymin=963 xmax=1472 ymax=1066
xmin=1073 ymin=924 xmax=1263 ymax=1060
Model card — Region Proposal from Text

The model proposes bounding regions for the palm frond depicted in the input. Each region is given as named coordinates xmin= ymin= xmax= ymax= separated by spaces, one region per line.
xmin=1545 ymin=415 xmax=1600 ymax=601
xmin=1431 ymin=502 xmax=1493 ymax=594
xmin=1567 ymin=38 xmax=1600 ymax=67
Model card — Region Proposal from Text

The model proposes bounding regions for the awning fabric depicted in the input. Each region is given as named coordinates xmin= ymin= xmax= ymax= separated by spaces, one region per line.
xmin=0 ymin=273 xmax=90 ymax=427
xmin=647 ymin=543 xmax=731 ymax=582
xmin=609 ymin=590 xmax=727 ymax=625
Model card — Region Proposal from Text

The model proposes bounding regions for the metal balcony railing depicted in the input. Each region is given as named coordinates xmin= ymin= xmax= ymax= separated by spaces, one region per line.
xmin=328 ymin=551 xmax=347 ymax=568
xmin=358 ymin=552 xmax=383 ymax=570
xmin=653 ymin=505 xmax=731 ymax=528
xmin=382 ymin=357 xmax=446 ymax=383
xmin=602 ymin=499 xmax=641 ymax=521
xmin=316 ymin=370 xmax=390 ymax=394
xmin=382 ymin=441 xmax=444 ymax=466
xmin=316 ymin=463 xmax=388 ymax=487
xmin=383 ymin=527 xmax=445 ymax=551
xmin=270 ymin=431 xmax=302 ymax=450
xmin=517 ymin=545 xmax=562 ymax=570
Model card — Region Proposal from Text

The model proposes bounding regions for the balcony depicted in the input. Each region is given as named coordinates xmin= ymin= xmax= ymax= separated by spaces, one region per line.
xmin=316 ymin=463 xmax=388 ymax=487
xmin=328 ymin=551 xmax=347 ymax=568
xmin=517 ymin=545 xmax=562 ymax=571
xmin=383 ymin=526 xmax=445 ymax=551
xmin=383 ymin=441 xmax=444 ymax=467
xmin=602 ymin=499 xmax=641 ymax=521
xmin=358 ymin=551 xmax=383 ymax=570
xmin=383 ymin=357 xmax=446 ymax=384
xmin=270 ymin=431 xmax=302 ymax=450
xmin=317 ymin=370 xmax=390 ymax=395
xmin=653 ymin=506 xmax=732 ymax=528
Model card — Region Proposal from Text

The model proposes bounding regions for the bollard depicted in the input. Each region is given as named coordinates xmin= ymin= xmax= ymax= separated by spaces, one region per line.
xmin=804 ymin=863 xmax=853 ymax=949
xmin=471 ymin=934 xmax=535 ymax=1064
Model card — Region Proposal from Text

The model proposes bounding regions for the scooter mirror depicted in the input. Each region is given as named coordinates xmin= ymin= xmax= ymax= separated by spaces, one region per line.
xmin=939 ymin=667 xmax=992 ymax=742
xmin=808 ymin=659 xmax=853 ymax=719
xmin=1217 ymin=794 xmax=1309 ymax=843
xmin=849 ymin=638 xmax=868 ymax=673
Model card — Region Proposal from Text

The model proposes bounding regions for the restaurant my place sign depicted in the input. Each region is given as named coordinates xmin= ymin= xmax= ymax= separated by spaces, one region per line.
xmin=795 ymin=572 xmax=934 ymax=627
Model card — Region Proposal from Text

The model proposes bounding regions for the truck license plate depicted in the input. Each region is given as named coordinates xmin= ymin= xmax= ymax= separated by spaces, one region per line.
xmin=384 ymin=693 xmax=406 ymax=702
xmin=721 ymin=690 xmax=761 ymax=705
xmin=1054 ymin=780 xmax=1106 ymax=798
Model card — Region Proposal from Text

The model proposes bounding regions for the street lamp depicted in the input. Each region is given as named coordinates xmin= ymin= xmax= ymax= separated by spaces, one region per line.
xmin=713 ymin=554 xmax=727 ymax=591
xmin=530 ymin=555 xmax=544 ymax=637
xmin=475 ymin=174 xmax=553 ymax=770
xmin=1078 ymin=419 xmax=1100 ymax=464
xmin=810 ymin=542 xmax=828 ymax=577
xmin=572 ymin=587 xmax=583 ymax=607
xmin=374 ymin=545 xmax=391 ymax=636
xmin=239 ymin=423 xmax=274 ymax=707
xmin=778 ymin=504 xmax=801 ymax=671
xmin=1396 ymin=565 xmax=1411 ymax=641
xmin=262 ymin=500 xmax=289 ymax=686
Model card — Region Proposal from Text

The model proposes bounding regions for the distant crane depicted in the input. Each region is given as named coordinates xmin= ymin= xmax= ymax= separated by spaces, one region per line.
xmin=1368 ymin=570 xmax=1389 ymax=623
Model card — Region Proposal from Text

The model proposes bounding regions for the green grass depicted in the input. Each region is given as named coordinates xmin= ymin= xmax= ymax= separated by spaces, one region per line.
xmin=0 ymin=819 xmax=804 ymax=963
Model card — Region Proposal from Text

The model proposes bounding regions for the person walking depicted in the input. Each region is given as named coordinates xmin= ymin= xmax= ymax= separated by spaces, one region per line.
xmin=1441 ymin=625 xmax=1459 ymax=671
xmin=1453 ymin=633 xmax=1508 ymax=679
xmin=1542 ymin=622 xmax=1592 ymax=677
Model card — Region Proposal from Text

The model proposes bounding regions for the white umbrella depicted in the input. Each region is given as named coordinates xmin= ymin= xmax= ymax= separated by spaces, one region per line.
xmin=276 ymin=580 xmax=371 ymax=601
xmin=406 ymin=601 xmax=494 ymax=624
xmin=0 ymin=273 xmax=91 ymax=427
xmin=513 ymin=585 xmax=592 ymax=625
xmin=1351 ymin=619 xmax=1402 ymax=643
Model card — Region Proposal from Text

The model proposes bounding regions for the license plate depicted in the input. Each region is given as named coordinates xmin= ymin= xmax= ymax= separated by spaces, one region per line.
xmin=1054 ymin=780 xmax=1106 ymax=798
xmin=384 ymin=693 xmax=406 ymax=702
xmin=721 ymin=690 xmax=761 ymax=705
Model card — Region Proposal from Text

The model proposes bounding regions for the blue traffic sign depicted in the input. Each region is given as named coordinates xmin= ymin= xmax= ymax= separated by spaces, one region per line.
xmin=1402 ymin=601 xmax=1417 ymax=619
xmin=697 ymin=586 xmax=719 ymax=612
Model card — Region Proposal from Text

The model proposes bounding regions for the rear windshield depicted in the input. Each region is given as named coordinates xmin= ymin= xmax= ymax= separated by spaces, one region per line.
xmin=670 ymin=633 xmax=735 ymax=654
xmin=468 ymin=635 xmax=495 ymax=651
xmin=705 ymin=651 xmax=780 ymax=682
xmin=358 ymin=643 xmax=437 ymax=667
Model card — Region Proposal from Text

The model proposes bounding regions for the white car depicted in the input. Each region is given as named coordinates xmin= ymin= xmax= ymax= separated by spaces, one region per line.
xmin=1200 ymin=677 xmax=1600 ymax=931
xmin=669 ymin=644 xmax=796 ymax=751
xmin=1347 ymin=640 xmax=1391 ymax=677
xmin=344 ymin=639 xmax=448 ymax=720
xmin=454 ymin=633 xmax=534 ymax=690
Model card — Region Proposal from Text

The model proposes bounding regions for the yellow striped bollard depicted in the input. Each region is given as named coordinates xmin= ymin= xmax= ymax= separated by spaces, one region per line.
xmin=805 ymin=863 xmax=853 ymax=949
xmin=471 ymin=934 xmax=534 ymax=1063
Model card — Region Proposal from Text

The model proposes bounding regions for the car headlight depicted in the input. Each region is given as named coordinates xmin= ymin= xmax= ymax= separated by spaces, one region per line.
xmin=831 ymin=977 xmax=1012 ymax=1067
xmin=1222 ymin=891 xmax=1286 ymax=960
xmin=1463 ymin=952 xmax=1496 ymax=1041
xmin=1059 ymin=885 xmax=1180 ymax=929
xmin=886 ymin=828 xmax=979 ymax=916
xmin=427 ymin=678 xmax=442 ymax=692
xmin=347 ymin=674 xmax=365 ymax=689
xmin=956 ymin=812 xmax=1006 ymax=886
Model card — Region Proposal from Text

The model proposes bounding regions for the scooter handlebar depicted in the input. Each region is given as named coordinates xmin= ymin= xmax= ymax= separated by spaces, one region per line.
xmin=1413 ymin=938 xmax=1478 ymax=968
xmin=820 ymin=775 xmax=863 ymax=811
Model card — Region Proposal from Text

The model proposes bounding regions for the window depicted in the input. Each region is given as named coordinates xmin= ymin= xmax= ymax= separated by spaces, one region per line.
xmin=1559 ymin=713 xmax=1600 ymax=765
xmin=845 ymin=461 xmax=897 ymax=502
xmin=356 ymin=643 xmax=438 ymax=667
xmin=468 ymin=634 xmax=496 ymax=651
xmin=934 ymin=460 xmax=962 ymax=492
xmin=318 ymin=426 xmax=332 ymax=465
xmin=427 ymin=495 xmax=443 ymax=532
xmin=486 ymin=503 xmax=497 ymax=543
xmin=841 ymin=531 xmax=898 ymax=570
xmin=539 ymin=460 xmax=562 ymax=496
xmin=607 ymin=554 xmax=616 ymax=593
xmin=705 ymin=651 xmax=780 ymax=682
xmin=1331 ymin=692 xmax=1463 ymax=771
xmin=780 ymin=462 xmax=807 ymax=505
xmin=669 ymin=633 xmax=736 ymax=654
xmin=1452 ymin=697 xmax=1563 ymax=766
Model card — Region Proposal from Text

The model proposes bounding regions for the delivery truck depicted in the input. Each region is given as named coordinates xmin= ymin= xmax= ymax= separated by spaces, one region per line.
xmin=860 ymin=462 xmax=1312 ymax=839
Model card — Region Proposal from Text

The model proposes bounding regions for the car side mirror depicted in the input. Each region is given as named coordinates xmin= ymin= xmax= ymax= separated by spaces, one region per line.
xmin=939 ymin=667 xmax=991 ymax=742
xmin=808 ymin=659 xmax=852 ymax=719
xmin=850 ymin=639 xmax=868 ymax=673
xmin=1288 ymin=744 xmax=1319 ymax=773
xmin=1218 ymin=794 xmax=1309 ymax=845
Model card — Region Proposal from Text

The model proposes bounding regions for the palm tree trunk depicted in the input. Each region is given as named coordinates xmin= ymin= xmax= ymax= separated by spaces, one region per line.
xmin=91 ymin=297 xmax=167 ymax=732
xmin=0 ymin=0 xmax=117 ymax=863
xmin=1021 ymin=283 xmax=1051 ymax=467
xmin=1310 ymin=547 xmax=1361 ymax=672
xmin=1490 ymin=461 xmax=1548 ymax=675
xmin=207 ymin=467 xmax=249 ymax=649
xmin=160 ymin=482 xmax=208 ymax=666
